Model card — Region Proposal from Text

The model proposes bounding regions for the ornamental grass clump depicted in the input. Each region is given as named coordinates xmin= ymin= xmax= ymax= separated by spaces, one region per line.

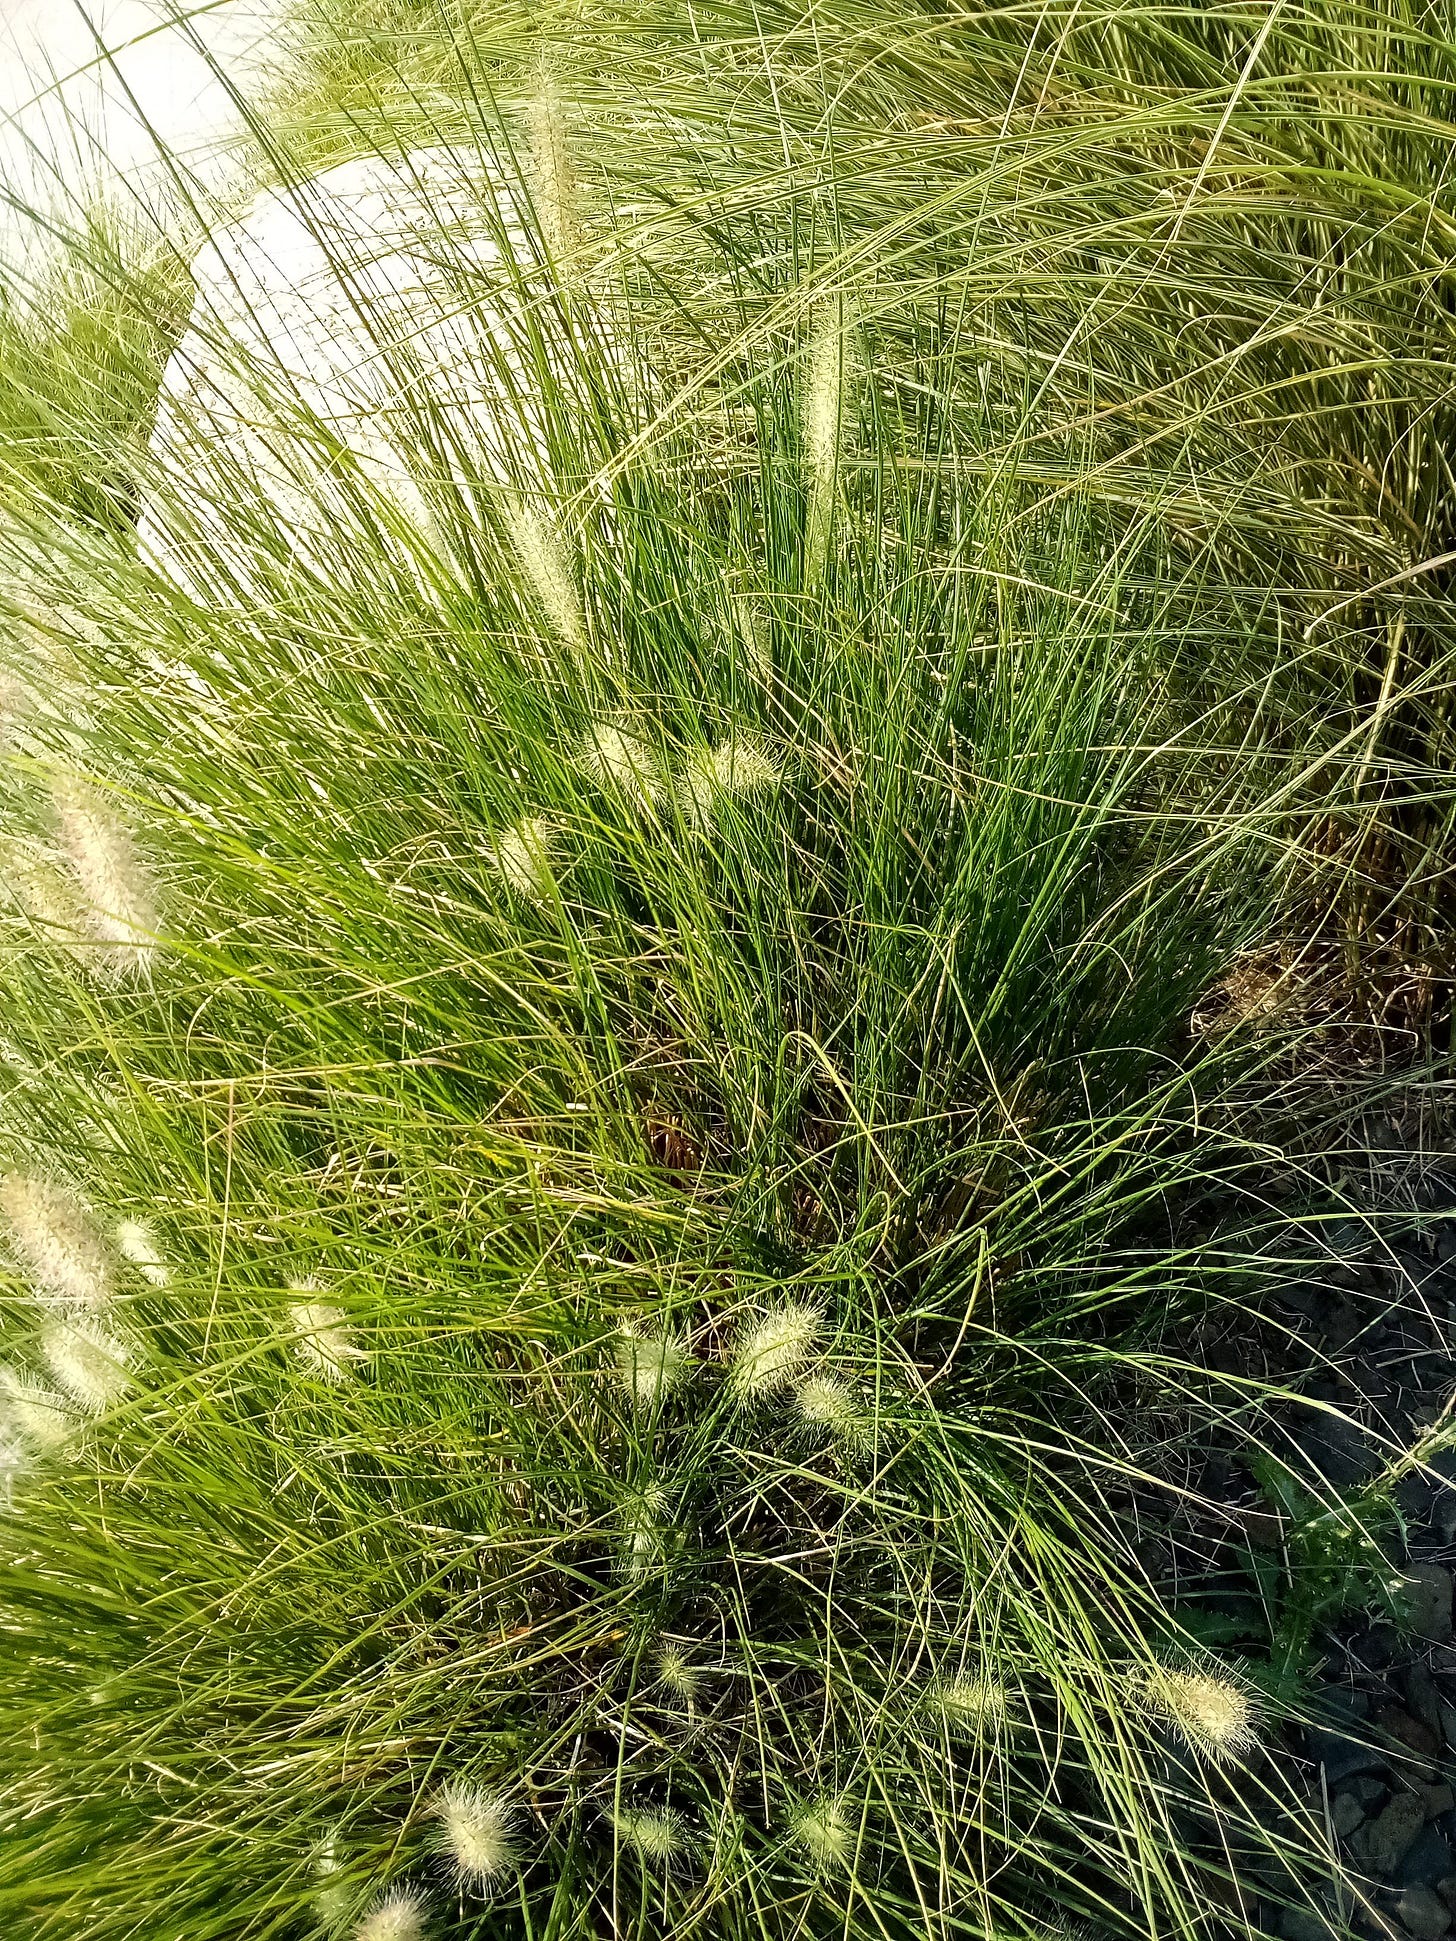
xmin=0 ymin=8 xmax=1442 ymax=1938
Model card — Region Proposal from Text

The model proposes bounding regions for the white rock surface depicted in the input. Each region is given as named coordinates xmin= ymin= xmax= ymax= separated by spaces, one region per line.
xmin=138 ymin=146 xmax=571 ymax=602
xmin=0 ymin=0 xmax=280 ymax=277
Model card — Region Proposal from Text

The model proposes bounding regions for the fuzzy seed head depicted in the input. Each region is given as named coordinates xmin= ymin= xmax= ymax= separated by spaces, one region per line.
xmin=0 ymin=1365 xmax=72 ymax=1449
xmin=2 ymin=842 xmax=84 ymax=943
xmin=795 ymin=1374 xmax=871 ymax=1449
xmin=486 ymin=817 xmax=556 ymax=907
xmin=614 ymin=1808 xmax=682 ymax=1862
xmin=731 ymin=1304 xmax=822 ymax=1396
xmin=657 ymin=1642 xmax=700 ymax=1702
xmin=525 ymin=66 xmax=580 ymax=268
xmin=314 ymin=1831 xmax=353 ymax=1927
xmin=1136 ymin=1663 xmax=1258 ymax=1762
xmin=353 ymin=1887 xmax=427 ymax=1941
xmin=1 ymin=1173 xmax=113 ymax=1308
xmin=802 ymin=291 xmax=860 ymax=581
xmin=677 ymin=737 xmax=780 ymax=828
xmin=504 ymin=501 xmax=586 ymax=653
xmin=615 ymin=1330 xmax=686 ymax=1410
xmin=935 ymin=1674 xmax=1008 ymax=1738
xmin=51 ymin=775 xmax=158 ymax=976
xmin=581 ymin=725 xmax=660 ymax=811
xmin=42 ymin=1317 xmax=131 ymax=1414
xmin=792 ymin=1797 xmax=851 ymax=1868
xmin=288 ymin=1289 xmax=367 ymax=1381
xmin=435 ymin=1780 xmax=515 ymax=1889
xmin=0 ymin=1427 xmax=28 ymax=1503
xmin=117 ymin=1219 xmax=170 ymax=1287
xmin=730 ymin=597 xmax=772 ymax=676
xmin=803 ymin=294 xmax=856 ymax=486
xmin=621 ymin=1483 xmax=670 ymax=1573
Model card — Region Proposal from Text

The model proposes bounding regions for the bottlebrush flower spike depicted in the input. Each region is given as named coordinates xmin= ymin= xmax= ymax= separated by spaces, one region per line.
xmin=613 ymin=1807 xmax=683 ymax=1862
xmin=791 ymin=1796 xmax=851 ymax=1868
xmin=1134 ymin=1660 xmax=1259 ymax=1763
xmin=117 ymin=1220 xmax=170 ymax=1287
xmin=288 ymin=1287 xmax=368 ymax=1381
xmin=0 ymin=1365 xmax=72 ymax=1449
xmin=433 ymin=1779 xmax=516 ymax=1890
xmin=730 ymin=1304 xmax=822 ymax=1397
xmin=525 ymin=63 xmax=581 ymax=271
xmin=42 ymin=1317 xmax=132 ymax=1413
xmin=504 ymin=500 xmax=586 ymax=655
xmin=1 ymin=1173 xmax=114 ymax=1308
xmin=621 ymin=1483 xmax=671 ymax=1575
xmin=934 ymin=1673 xmax=1008 ymax=1739
xmin=795 ymin=1374 xmax=871 ymax=1449
xmin=352 ymin=1886 xmax=427 ymax=1941
xmin=50 ymin=774 xmax=158 ymax=977
xmin=677 ymin=736 xmax=780 ymax=829
xmin=802 ymin=290 xmax=860 ymax=583
xmin=313 ymin=1830 xmax=352 ymax=1928
xmin=0 ymin=1426 xmax=28 ymax=1506
xmin=657 ymin=1641 xmax=700 ymax=1702
xmin=486 ymin=817 xmax=556 ymax=907
xmin=581 ymin=724 xmax=660 ymax=812
xmin=614 ymin=1328 xmax=686 ymax=1410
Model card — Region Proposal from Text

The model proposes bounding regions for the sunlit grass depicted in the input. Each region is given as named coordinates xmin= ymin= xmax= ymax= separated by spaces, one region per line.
xmin=0 ymin=3 xmax=1449 ymax=1939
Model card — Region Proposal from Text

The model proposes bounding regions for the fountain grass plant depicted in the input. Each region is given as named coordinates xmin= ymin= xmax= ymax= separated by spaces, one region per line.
xmin=0 ymin=3 xmax=1452 ymax=1939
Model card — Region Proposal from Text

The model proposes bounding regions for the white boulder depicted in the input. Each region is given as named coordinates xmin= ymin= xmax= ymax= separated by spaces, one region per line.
xmin=0 ymin=0 xmax=278 ymax=281
xmin=138 ymin=146 xmax=576 ymax=602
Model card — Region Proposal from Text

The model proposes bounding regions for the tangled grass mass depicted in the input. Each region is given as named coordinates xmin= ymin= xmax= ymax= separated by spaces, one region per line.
xmin=2 ymin=1 xmax=1456 ymax=1937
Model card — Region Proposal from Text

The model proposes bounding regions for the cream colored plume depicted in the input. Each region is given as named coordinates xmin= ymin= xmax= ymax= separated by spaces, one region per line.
xmin=352 ymin=1887 xmax=427 ymax=1941
xmin=802 ymin=289 xmax=861 ymax=583
xmin=730 ymin=1304 xmax=822 ymax=1397
xmin=486 ymin=816 xmax=556 ymax=906
xmin=434 ymin=1779 xmax=516 ymax=1889
xmin=525 ymin=64 xmax=580 ymax=270
xmin=614 ymin=1328 xmax=686 ymax=1410
xmin=0 ymin=1365 xmax=72 ymax=1449
xmin=42 ymin=1317 xmax=132 ymax=1414
xmin=1134 ymin=1660 xmax=1259 ymax=1763
xmin=581 ymin=724 xmax=660 ymax=812
xmin=118 ymin=1219 xmax=170 ymax=1287
xmin=791 ymin=1796 xmax=851 ymax=1868
xmin=288 ymin=1288 xmax=368 ymax=1381
xmin=50 ymin=774 xmax=158 ymax=977
xmin=676 ymin=736 xmax=780 ymax=828
xmin=1 ymin=1173 xmax=114 ymax=1308
xmin=504 ymin=500 xmax=586 ymax=655
xmin=613 ymin=1807 xmax=682 ymax=1861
